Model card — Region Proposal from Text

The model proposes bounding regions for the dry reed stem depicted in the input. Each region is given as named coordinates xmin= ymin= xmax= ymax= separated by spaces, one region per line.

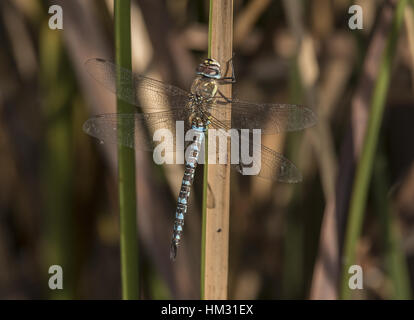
xmin=234 ymin=0 xmax=270 ymax=47
xmin=203 ymin=0 xmax=233 ymax=300
xmin=309 ymin=34 xmax=355 ymax=299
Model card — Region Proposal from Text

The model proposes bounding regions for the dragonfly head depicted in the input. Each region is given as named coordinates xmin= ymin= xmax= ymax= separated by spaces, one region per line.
xmin=196 ymin=58 xmax=222 ymax=79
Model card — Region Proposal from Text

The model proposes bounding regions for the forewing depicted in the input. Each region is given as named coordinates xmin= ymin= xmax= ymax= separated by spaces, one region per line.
xmin=85 ymin=58 xmax=190 ymax=110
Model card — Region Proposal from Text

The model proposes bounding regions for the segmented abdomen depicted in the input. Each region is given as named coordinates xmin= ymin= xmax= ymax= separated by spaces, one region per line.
xmin=170 ymin=125 xmax=206 ymax=260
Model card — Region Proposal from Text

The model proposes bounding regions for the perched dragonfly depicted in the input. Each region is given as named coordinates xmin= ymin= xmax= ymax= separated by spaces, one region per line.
xmin=83 ymin=57 xmax=316 ymax=260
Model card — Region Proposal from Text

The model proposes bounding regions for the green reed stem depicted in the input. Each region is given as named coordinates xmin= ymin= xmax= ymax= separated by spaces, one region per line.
xmin=115 ymin=0 xmax=139 ymax=300
xmin=201 ymin=0 xmax=214 ymax=300
xmin=373 ymin=150 xmax=411 ymax=299
xmin=340 ymin=0 xmax=407 ymax=299
xmin=40 ymin=25 xmax=75 ymax=299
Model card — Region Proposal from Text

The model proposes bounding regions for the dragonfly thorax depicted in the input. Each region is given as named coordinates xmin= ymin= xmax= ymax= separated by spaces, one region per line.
xmin=190 ymin=76 xmax=218 ymax=100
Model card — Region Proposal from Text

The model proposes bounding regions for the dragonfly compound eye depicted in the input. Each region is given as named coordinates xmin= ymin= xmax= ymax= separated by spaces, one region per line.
xmin=196 ymin=59 xmax=222 ymax=79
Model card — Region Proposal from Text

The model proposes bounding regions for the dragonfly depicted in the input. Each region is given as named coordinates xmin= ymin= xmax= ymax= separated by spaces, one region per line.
xmin=83 ymin=57 xmax=317 ymax=260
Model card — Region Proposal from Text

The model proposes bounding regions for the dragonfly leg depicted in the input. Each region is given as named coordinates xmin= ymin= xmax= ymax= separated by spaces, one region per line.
xmin=219 ymin=53 xmax=236 ymax=84
xmin=217 ymin=88 xmax=232 ymax=103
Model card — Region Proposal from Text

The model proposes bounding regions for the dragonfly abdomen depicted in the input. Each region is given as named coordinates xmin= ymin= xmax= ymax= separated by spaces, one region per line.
xmin=170 ymin=124 xmax=206 ymax=260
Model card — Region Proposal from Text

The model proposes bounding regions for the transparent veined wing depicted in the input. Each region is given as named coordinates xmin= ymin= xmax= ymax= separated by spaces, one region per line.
xmin=83 ymin=109 xmax=193 ymax=151
xmin=210 ymin=98 xmax=317 ymax=134
xmin=234 ymin=141 xmax=302 ymax=183
xmin=206 ymin=113 xmax=302 ymax=183
xmin=85 ymin=58 xmax=190 ymax=110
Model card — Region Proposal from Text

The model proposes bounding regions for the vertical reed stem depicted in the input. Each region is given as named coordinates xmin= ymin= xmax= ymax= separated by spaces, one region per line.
xmin=202 ymin=0 xmax=233 ymax=300
xmin=114 ymin=0 xmax=139 ymax=299
xmin=340 ymin=0 xmax=407 ymax=299
xmin=201 ymin=0 xmax=214 ymax=300
xmin=40 ymin=25 xmax=75 ymax=299
xmin=373 ymin=151 xmax=411 ymax=299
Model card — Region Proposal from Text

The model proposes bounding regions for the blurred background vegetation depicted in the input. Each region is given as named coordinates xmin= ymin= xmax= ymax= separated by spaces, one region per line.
xmin=0 ymin=0 xmax=413 ymax=299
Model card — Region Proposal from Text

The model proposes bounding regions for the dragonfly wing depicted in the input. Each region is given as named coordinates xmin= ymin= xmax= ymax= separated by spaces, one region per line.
xmin=83 ymin=109 xmax=192 ymax=151
xmin=207 ymin=115 xmax=302 ymax=182
xmin=233 ymin=142 xmax=302 ymax=182
xmin=85 ymin=58 xmax=190 ymax=110
xmin=210 ymin=98 xmax=317 ymax=133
